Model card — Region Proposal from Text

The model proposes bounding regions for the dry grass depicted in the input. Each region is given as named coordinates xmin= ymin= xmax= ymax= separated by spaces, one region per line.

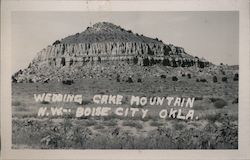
xmin=93 ymin=125 xmax=105 ymax=130
xmin=103 ymin=119 xmax=117 ymax=126
xmin=122 ymin=121 xmax=143 ymax=129
xmin=12 ymin=114 xmax=238 ymax=149
xmin=150 ymin=121 xmax=163 ymax=127
xmin=12 ymin=101 xmax=22 ymax=106
xmin=11 ymin=73 xmax=238 ymax=149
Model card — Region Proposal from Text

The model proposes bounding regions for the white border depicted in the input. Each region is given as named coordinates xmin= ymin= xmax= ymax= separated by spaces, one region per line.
xmin=1 ymin=0 xmax=250 ymax=160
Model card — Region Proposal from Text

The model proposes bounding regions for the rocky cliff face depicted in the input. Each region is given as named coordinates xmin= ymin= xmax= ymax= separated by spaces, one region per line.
xmin=13 ymin=22 xmax=210 ymax=83
xmin=32 ymin=41 xmax=192 ymax=67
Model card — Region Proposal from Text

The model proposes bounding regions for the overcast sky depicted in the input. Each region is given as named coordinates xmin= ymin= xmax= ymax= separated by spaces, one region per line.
xmin=11 ymin=11 xmax=239 ymax=73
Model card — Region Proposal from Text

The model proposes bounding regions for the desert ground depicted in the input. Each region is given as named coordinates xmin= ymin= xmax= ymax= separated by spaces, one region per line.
xmin=12 ymin=64 xmax=238 ymax=149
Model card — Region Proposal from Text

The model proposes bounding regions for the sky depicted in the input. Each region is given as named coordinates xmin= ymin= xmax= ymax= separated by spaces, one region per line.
xmin=11 ymin=11 xmax=239 ymax=73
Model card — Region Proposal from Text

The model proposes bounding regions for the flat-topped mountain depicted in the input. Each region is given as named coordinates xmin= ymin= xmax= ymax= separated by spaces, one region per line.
xmin=12 ymin=22 xmax=213 ymax=83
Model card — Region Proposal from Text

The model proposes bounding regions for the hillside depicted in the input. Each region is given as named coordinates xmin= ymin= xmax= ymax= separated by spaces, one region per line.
xmin=61 ymin=22 xmax=163 ymax=44
xmin=12 ymin=22 xmax=215 ymax=83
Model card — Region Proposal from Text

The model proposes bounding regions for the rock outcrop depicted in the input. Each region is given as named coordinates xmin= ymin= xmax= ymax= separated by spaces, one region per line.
xmin=13 ymin=22 xmax=210 ymax=83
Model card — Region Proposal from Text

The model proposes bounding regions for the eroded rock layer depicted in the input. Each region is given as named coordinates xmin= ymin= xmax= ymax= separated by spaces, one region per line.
xmin=13 ymin=22 xmax=210 ymax=83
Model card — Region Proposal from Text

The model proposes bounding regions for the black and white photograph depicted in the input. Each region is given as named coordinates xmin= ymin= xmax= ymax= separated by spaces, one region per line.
xmin=1 ymin=0 xmax=250 ymax=160
xmin=11 ymin=11 xmax=239 ymax=149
